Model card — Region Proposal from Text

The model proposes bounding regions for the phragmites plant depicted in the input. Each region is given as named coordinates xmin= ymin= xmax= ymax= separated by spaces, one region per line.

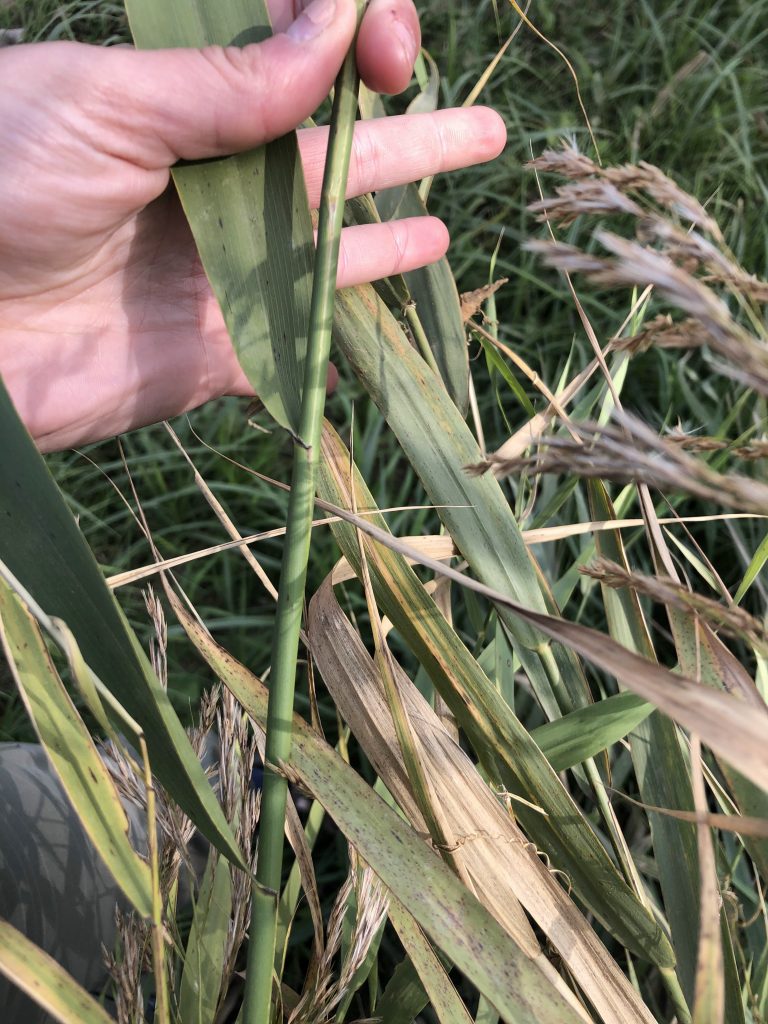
xmin=1 ymin=3 xmax=768 ymax=1024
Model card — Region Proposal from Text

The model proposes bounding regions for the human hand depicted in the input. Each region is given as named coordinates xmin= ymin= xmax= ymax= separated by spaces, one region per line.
xmin=0 ymin=0 xmax=506 ymax=452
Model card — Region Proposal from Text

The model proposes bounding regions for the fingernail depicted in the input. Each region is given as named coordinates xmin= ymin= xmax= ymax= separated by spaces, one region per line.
xmin=392 ymin=17 xmax=419 ymax=67
xmin=286 ymin=0 xmax=337 ymax=43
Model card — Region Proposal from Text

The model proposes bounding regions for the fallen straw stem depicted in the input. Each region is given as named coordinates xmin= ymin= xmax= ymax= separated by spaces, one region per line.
xmin=243 ymin=11 xmax=364 ymax=1023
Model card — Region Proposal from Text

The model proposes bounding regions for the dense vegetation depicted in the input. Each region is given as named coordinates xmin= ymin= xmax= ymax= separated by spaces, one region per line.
xmin=0 ymin=2 xmax=767 ymax=1022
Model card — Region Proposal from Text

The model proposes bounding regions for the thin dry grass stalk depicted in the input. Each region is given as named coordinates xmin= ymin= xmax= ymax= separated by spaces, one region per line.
xmin=582 ymin=557 xmax=768 ymax=655
xmin=470 ymin=414 xmax=768 ymax=516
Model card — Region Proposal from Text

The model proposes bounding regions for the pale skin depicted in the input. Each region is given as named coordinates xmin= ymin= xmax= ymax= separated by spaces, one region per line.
xmin=0 ymin=0 xmax=506 ymax=452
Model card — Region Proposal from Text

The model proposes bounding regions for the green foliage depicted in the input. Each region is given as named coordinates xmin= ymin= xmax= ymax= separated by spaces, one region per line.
xmin=2 ymin=2 xmax=768 ymax=1023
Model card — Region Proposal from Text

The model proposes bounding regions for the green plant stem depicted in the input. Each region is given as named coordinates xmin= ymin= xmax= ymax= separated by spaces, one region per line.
xmin=661 ymin=966 xmax=693 ymax=1024
xmin=405 ymin=302 xmax=442 ymax=379
xmin=243 ymin=17 xmax=364 ymax=1024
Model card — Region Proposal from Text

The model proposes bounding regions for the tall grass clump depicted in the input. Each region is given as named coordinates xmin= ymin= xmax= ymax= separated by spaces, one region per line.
xmin=1 ymin=2 xmax=767 ymax=1024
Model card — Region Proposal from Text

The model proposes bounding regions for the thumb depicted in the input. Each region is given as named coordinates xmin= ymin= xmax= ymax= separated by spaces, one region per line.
xmin=80 ymin=0 xmax=358 ymax=168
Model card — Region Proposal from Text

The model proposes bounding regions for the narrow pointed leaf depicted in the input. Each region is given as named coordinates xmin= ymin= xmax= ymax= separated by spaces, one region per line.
xmin=375 ymin=189 xmax=469 ymax=412
xmin=0 ymin=918 xmax=114 ymax=1024
xmin=531 ymin=691 xmax=653 ymax=771
xmin=377 ymin=956 xmax=430 ymax=1024
xmin=0 ymin=577 xmax=153 ymax=918
xmin=587 ymin=480 xmax=701 ymax=1003
xmin=179 ymin=852 xmax=233 ymax=1024
xmin=0 ymin=379 xmax=245 ymax=867
xmin=387 ymin=898 xmax=475 ymax=1024
xmin=124 ymin=0 xmax=314 ymax=432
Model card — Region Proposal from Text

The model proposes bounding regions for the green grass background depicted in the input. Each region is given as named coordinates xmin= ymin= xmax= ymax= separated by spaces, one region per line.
xmin=1 ymin=0 xmax=766 ymax=740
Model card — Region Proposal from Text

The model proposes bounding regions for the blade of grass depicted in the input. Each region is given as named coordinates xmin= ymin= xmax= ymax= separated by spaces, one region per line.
xmin=376 ymin=184 xmax=469 ymax=412
xmin=179 ymin=851 xmax=233 ymax=1024
xmin=0 ymin=573 xmax=153 ymax=918
xmin=313 ymin=437 xmax=768 ymax=798
xmin=691 ymin=736 xmax=725 ymax=1024
xmin=318 ymin=422 xmax=676 ymax=970
xmin=331 ymin=284 xmax=591 ymax=724
xmin=309 ymin=569 xmax=658 ymax=1024
xmin=733 ymin=531 xmax=768 ymax=605
xmin=586 ymin=479 xmax=700 ymax=1008
xmin=530 ymin=691 xmax=653 ymax=771
xmin=0 ymin=379 xmax=244 ymax=866
xmin=387 ymin=897 xmax=475 ymax=1024
xmin=0 ymin=918 xmax=114 ymax=1024
xmin=124 ymin=0 xmax=314 ymax=432
xmin=376 ymin=956 xmax=430 ymax=1024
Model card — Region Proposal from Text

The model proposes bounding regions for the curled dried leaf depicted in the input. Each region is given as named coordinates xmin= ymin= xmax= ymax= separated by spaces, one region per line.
xmin=460 ymin=278 xmax=509 ymax=323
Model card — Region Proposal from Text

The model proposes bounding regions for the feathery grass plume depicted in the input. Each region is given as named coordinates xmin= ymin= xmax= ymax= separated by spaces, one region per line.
xmin=733 ymin=440 xmax=768 ymax=460
xmin=288 ymin=847 xmax=388 ymax=1024
xmin=102 ymin=683 xmax=259 ymax=1017
xmin=527 ymin=143 xmax=721 ymax=236
xmin=103 ymin=908 xmax=148 ymax=1024
xmin=143 ymin=586 xmax=167 ymax=690
xmin=525 ymin=147 xmax=768 ymax=398
xmin=581 ymin=556 xmax=768 ymax=655
xmin=471 ymin=414 xmax=768 ymax=515
xmin=608 ymin=314 xmax=706 ymax=354
xmin=101 ymin=687 xmax=219 ymax=929
xmin=217 ymin=687 xmax=261 ymax=987
xmin=528 ymin=180 xmax=643 ymax=226
xmin=663 ymin=428 xmax=729 ymax=453
xmin=527 ymin=234 xmax=768 ymax=395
